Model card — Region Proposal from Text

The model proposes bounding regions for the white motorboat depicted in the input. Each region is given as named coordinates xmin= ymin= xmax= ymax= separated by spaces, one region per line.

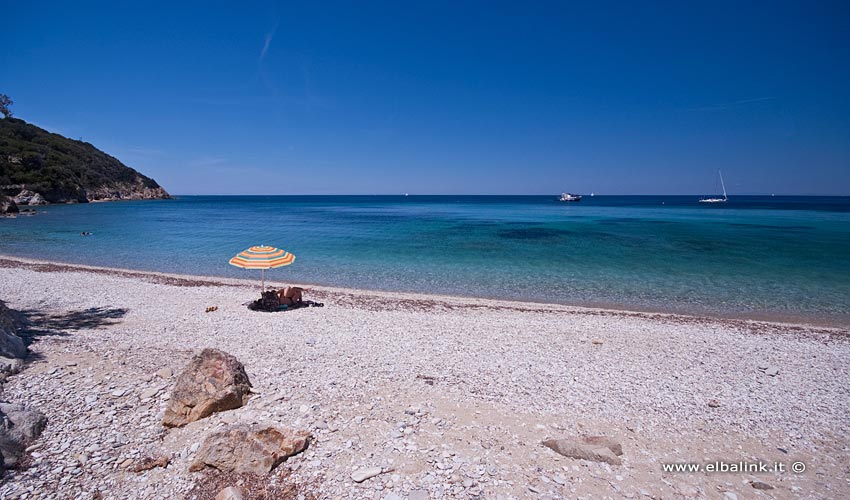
xmin=559 ymin=192 xmax=582 ymax=202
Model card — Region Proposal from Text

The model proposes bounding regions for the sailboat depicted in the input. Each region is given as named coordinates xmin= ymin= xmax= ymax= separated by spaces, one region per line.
xmin=699 ymin=170 xmax=728 ymax=203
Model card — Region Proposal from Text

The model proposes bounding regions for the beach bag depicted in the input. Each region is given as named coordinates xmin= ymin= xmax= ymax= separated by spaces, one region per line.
xmin=250 ymin=290 xmax=280 ymax=312
xmin=260 ymin=290 xmax=280 ymax=311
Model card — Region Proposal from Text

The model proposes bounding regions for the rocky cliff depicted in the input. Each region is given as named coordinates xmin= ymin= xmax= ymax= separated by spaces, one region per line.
xmin=0 ymin=117 xmax=169 ymax=211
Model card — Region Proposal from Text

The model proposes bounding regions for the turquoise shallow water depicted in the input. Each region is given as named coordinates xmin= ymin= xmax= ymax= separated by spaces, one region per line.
xmin=2 ymin=195 xmax=849 ymax=325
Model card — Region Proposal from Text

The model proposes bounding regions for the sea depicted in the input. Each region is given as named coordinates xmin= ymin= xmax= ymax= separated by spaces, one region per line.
xmin=2 ymin=195 xmax=849 ymax=326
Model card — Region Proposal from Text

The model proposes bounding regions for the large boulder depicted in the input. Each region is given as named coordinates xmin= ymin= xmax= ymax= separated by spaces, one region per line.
xmin=0 ymin=301 xmax=27 ymax=361
xmin=0 ymin=196 xmax=18 ymax=214
xmin=0 ymin=333 xmax=26 ymax=360
xmin=0 ymin=357 xmax=24 ymax=377
xmin=543 ymin=436 xmax=624 ymax=465
xmin=189 ymin=424 xmax=310 ymax=474
xmin=162 ymin=349 xmax=252 ymax=427
xmin=0 ymin=403 xmax=47 ymax=469
xmin=12 ymin=190 xmax=47 ymax=206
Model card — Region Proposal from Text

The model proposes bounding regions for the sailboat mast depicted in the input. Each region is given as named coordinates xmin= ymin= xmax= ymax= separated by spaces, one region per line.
xmin=719 ymin=170 xmax=727 ymax=199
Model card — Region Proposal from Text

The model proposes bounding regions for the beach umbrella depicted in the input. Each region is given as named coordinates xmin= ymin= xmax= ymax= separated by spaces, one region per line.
xmin=229 ymin=245 xmax=295 ymax=292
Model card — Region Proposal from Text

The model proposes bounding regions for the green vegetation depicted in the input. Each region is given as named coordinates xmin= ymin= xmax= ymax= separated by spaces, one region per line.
xmin=0 ymin=94 xmax=12 ymax=118
xmin=0 ymin=117 xmax=165 ymax=203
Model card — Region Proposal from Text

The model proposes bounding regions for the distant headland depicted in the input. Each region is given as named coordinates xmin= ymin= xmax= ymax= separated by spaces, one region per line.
xmin=1 ymin=117 xmax=169 ymax=214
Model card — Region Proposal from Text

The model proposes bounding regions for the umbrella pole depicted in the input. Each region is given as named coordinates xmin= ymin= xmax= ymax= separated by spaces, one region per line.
xmin=261 ymin=269 xmax=265 ymax=293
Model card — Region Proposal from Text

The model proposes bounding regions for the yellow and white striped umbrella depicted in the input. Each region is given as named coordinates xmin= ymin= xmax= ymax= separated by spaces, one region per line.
xmin=229 ymin=245 xmax=295 ymax=291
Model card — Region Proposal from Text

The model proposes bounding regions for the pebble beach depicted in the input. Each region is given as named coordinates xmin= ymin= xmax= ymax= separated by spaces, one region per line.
xmin=0 ymin=256 xmax=848 ymax=499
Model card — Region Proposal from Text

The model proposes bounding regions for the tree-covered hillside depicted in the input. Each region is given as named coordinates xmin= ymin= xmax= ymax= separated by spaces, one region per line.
xmin=0 ymin=117 xmax=169 ymax=205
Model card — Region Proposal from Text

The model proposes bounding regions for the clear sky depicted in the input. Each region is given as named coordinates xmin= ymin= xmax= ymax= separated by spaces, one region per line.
xmin=2 ymin=1 xmax=849 ymax=195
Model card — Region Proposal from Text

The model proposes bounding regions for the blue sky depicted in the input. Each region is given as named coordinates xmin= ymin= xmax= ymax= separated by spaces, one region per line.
xmin=2 ymin=1 xmax=849 ymax=195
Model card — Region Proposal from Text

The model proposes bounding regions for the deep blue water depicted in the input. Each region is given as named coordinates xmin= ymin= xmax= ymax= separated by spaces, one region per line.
xmin=2 ymin=195 xmax=849 ymax=325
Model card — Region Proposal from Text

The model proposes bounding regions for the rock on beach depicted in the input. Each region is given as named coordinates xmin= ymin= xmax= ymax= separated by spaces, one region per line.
xmin=351 ymin=466 xmax=383 ymax=483
xmin=162 ymin=348 xmax=252 ymax=427
xmin=0 ymin=301 xmax=27 ymax=362
xmin=189 ymin=424 xmax=310 ymax=474
xmin=542 ymin=436 xmax=624 ymax=465
xmin=0 ymin=403 xmax=47 ymax=469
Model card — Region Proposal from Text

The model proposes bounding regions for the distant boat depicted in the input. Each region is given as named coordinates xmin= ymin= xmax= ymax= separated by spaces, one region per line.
xmin=699 ymin=170 xmax=728 ymax=203
xmin=559 ymin=192 xmax=582 ymax=202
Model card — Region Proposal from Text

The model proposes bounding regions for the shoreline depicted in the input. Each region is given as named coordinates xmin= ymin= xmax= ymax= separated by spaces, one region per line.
xmin=1 ymin=254 xmax=847 ymax=332
xmin=1 ymin=256 xmax=848 ymax=498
